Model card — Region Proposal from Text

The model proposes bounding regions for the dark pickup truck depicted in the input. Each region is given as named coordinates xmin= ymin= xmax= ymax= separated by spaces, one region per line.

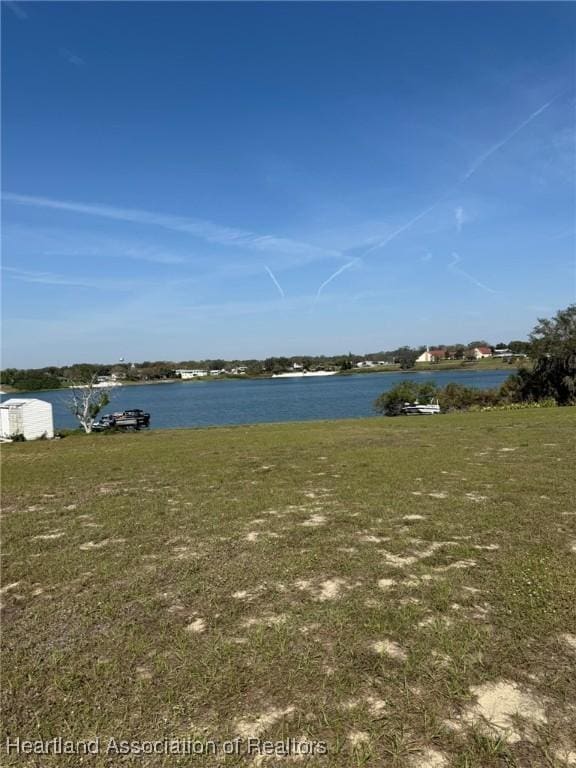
xmin=92 ymin=409 xmax=151 ymax=431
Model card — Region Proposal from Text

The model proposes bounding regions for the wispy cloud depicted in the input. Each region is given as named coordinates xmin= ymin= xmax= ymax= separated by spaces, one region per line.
xmin=59 ymin=48 xmax=84 ymax=67
xmin=455 ymin=206 xmax=465 ymax=232
xmin=3 ymin=267 xmax=140 ymax=291
xmin=2 ymin=193 xmax=340 ymax=265
xmin=264 ymin=265 xmax=285 ymax=299
xmin=4 ymin=1 xmax=27 ymax=20
xmin=314 ymin=258 xmax=361 ymax=303
xmin=448 ymin=253 xmax=497 ymax=294
xmin=2 ymin=223 xmax=189 ymax=266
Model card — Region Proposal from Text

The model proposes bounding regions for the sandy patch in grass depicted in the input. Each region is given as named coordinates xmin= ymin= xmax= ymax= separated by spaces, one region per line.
xmin=434 ymin=559 xmax=477 ymax=572
xmin=235 ymin=707 xmax=295 ymax=740
xmin=379 ymin=551 xmax=419 ymax=567
xmin=294 ymin=577 xmax=350 ymax=601
xmin=135 ymin=666 xmax=153 ymax=680
xmin=79 ymin=539 xmax=117 ymax=550
xmin=185 ymin=618 xmax=206 ymax=633
xmin=499 ymin=447 xmax=518 ymax=452
xmin=246 ymin=531 xmax=282 ymax=542
xmin=461 ymin=680 xmax=546 ymax=743
xmin=466 ymin=492 xmax=488 ymax=502
xmin=231 ymin=586 xmax=266 ymax=601
xmin=560 ymin=634 xmax=576 ymax=652
xmin=429 ymin=492 xmax=448 ymax=499
xmin=554 ymin=746 xmax=576 ymax=765
xmin=301 ymin=514 xmax=327 ymax=527
xmin=365 ymin=695 xmax=386 ymax=716
xmin=380 ymin=541 xmax=457 ymax=568
xmin=372 ymin=639 xmax=407 ymax=661
xmin=358 ymin=533 xmax=389 ymax=543
xmin=377 ymin=578 xmax=396 ymax=591
xmin=0 ymin=582 xmax=20 ymax=595
xmin=473 ymin=543 xmax=499 ymax=550
xmin=403 ymin=514 xmax=426 ymax=521
xmin=242 ymin=614 xmax=287 ymax=629
xmin=418 ymin=615 xmax=454 ymax=629
xmin=318 ymin=578 xmax=347 ymax=601
xmin=348 ymin=731 xmax=370 ymax=747
xmin=32 ymin=531 xmax=65 ymax=540
xmin=410 ymin=748 xmax=447 ymax=768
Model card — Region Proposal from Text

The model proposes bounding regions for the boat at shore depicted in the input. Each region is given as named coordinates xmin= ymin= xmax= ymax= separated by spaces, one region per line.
xmin=401 ymin=399 xmax=441 ymax=415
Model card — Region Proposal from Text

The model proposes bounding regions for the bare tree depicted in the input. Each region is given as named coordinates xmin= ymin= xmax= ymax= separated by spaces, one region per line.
xmin=66 ymin=375 xmax=111 ymax=433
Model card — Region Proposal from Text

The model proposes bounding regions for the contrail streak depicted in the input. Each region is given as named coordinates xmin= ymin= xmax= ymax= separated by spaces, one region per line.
xmin=314 ymin=258 xmax=360 ymax=302
xmin=363 ymin=199 xmax=443 ymax=256
xmin=264 ymin=265 xmax=285 ymax=299
xmin=313 ymin=94 xmax=560 ymax=297
xmin=462 ymin=96 xmax=559 ymax=181
xmin=448 ymin=253 xmax=497 ymax=294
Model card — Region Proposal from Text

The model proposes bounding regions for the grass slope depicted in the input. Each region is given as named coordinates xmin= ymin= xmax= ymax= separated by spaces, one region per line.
xmin=2 ymin=409 xmax=576 ymax=767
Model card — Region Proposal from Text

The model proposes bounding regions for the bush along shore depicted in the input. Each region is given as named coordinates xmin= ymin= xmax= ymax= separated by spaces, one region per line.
xmin=375 ymin=305 xmax=576 ymax=416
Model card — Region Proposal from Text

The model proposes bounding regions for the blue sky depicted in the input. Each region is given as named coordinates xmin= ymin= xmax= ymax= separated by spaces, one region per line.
xmin=2 ymin=1 xmax=575 ymax=367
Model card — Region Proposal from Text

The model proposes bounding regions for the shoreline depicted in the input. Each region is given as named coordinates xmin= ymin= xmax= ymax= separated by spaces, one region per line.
xmin=1 ymin=363 xmax=520 ymax=395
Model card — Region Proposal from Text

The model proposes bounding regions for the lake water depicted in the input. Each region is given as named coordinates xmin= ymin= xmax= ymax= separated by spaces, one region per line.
xmin=3 ymin=369 xmax=513 ymax=430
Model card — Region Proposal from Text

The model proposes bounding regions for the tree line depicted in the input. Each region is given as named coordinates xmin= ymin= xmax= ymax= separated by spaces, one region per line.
xmin=1 ymin=341 xmax=533 ymax=391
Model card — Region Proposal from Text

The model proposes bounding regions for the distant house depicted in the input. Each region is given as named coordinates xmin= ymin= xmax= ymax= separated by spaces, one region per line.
xmin=175 ymin=369 xmax=208 ymax=379
xmin=471 ymin=346 xmax=493 ymax=359
xmin=416 ymin=348 xmax=446 ymax=364
xmin=0 ymin=398 xmax=54 ymax=440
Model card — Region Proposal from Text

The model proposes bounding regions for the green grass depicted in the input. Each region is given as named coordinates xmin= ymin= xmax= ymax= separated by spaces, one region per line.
xmin=2 ymin=409 xmax=575 ymax=767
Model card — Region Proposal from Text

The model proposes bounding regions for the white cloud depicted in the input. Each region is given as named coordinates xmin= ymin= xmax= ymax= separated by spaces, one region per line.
xmin=59 ymin=48 xmax=84 ymax=66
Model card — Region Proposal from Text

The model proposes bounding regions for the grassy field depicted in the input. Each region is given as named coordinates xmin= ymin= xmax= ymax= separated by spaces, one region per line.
xmin=2 ymin=409 xmax=575 ymax=767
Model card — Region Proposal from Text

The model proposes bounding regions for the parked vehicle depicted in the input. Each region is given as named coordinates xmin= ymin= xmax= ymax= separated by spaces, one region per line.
xmin=400 ymin=399 xmax=441 ymax=415
xmin=92 ymin=409 xmax=151 ymax=431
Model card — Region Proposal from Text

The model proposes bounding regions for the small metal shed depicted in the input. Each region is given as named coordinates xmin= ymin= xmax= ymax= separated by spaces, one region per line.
xmin=0 ymin=398 xmax=54 ymax=440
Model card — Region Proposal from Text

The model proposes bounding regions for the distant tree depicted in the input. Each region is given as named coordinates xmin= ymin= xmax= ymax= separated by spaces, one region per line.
xmin=66 ymin=375 xmax=111 ymax=433
xmin=394 ymin=347 xmax=419 ymax=369
xmin=448 ymin=345 xmax=464 ymax=360
xmin=508 ymin=340 xmax=531 ymax=355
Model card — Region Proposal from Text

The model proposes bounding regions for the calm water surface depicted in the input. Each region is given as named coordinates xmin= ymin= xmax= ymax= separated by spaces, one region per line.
xmin=3 ymin=370 xmax=513 ymax=430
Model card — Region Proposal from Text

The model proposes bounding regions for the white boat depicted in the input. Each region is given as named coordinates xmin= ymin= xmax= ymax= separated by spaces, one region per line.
xmin=401 ymin=399 xmax=441 ymax=415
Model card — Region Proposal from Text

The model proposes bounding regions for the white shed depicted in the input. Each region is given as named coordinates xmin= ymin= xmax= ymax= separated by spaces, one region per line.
xmin=0 ymin=398 xmax=54 ymax=440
